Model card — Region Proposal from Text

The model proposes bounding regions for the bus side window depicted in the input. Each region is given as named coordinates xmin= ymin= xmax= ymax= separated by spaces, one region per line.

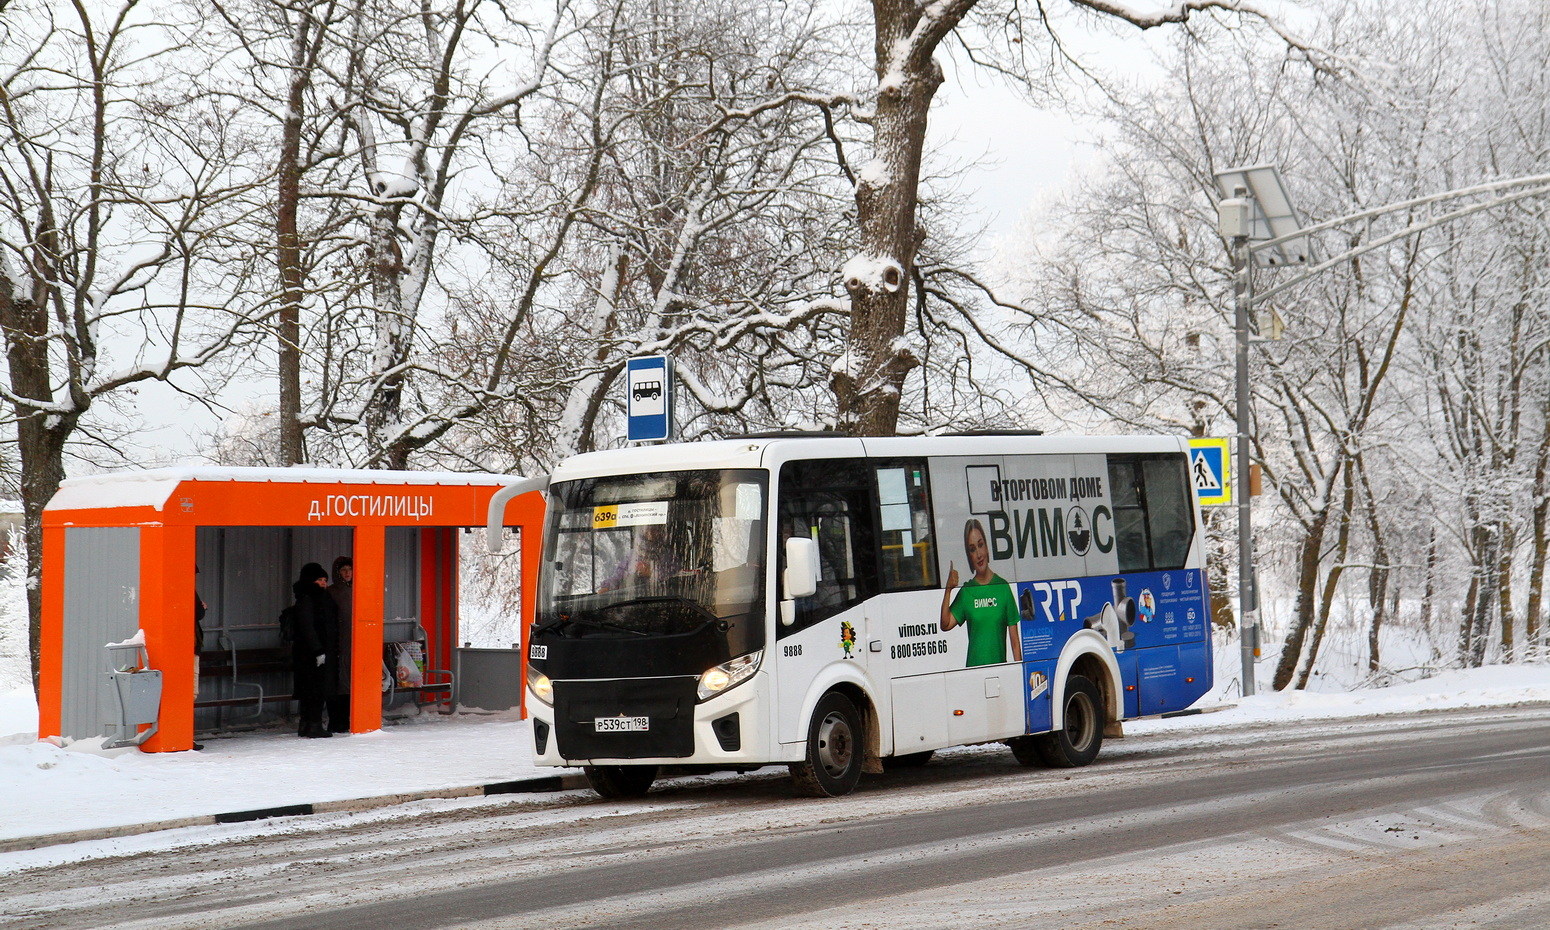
xmin=1106 ymin=453 xmax=1197 ymax=572
xmin=777 ymin=460 xmax=879 ymax=636
xmin=1142 ymin=456 xmax=1193 ymax=570
xmin=875 ymin=462 xmax=937 ymax=590
xmin=1107 ymin=459 xmax=1151 ymax=572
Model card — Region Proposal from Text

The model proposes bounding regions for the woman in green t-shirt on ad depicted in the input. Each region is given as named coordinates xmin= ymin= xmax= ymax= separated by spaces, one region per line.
xmin=940 ymin=518 xmax=1023 ymax=667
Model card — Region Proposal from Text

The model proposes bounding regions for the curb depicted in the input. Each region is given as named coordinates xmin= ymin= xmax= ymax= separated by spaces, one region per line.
xmin=0 ymin=773 xmax=591 ymax=855
xmin=1160 ymin=703 xmax=1237 ymax=718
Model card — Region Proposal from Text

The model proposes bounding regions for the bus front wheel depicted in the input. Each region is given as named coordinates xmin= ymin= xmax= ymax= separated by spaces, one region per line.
xmin=790 ymin=691 xmax=865 ymax=797
xmin=583 ymin=764 xmax=658 ymax=799
xmin=1030 ymin=674 xmax=1104 ymax=768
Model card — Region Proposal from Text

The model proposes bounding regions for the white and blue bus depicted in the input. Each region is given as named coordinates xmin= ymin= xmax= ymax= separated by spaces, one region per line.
xmin=491 ymin=434 xmax=1212 ymax=798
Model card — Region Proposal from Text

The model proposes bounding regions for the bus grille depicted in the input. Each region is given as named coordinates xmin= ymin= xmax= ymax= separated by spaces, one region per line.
xmin=552 ymin=676 xmax=697 ymax=759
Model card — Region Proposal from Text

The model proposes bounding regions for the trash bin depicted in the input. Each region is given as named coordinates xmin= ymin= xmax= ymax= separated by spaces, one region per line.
xmin=103 ymin=642 xmax=162 ymax=749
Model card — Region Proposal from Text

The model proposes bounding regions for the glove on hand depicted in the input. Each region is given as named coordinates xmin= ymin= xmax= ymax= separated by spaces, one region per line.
xmin=315 ymin=654 xmax=326 ymax=667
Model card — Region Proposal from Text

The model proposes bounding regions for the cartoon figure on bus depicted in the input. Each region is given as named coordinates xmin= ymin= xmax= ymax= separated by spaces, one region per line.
xmin=940 ymin=518 xmax=1023 ymax=667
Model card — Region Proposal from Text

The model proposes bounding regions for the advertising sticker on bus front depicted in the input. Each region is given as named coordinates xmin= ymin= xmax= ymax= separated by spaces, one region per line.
xmin=592 ymin=501 xmax=669 ymax=528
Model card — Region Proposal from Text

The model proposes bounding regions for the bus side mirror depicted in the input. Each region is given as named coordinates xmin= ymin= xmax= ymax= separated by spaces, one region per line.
xmin=783 ymin=536 xmax=820 ymax=602
xmin=485 ymin=474 xmax=549 ymax=554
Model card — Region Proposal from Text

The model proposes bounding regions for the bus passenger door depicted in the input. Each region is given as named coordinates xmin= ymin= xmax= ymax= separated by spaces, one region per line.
xmin=774 ymin=458 xmax=879 ymax=746
xmin=868 ymin=460 xmax=956 ymax=753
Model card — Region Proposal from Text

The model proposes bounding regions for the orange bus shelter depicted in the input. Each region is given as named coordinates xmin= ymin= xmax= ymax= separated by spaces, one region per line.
xmin=38 ymin=467 xmax=544 ymax=752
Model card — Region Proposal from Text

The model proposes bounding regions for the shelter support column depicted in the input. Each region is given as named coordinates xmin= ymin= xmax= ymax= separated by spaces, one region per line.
xmin=519 ymin=518 xmax=543 ymax=718
xmin=37 ymin=524 xmax=67 ymax=739
xmin=141 ymin=523 xmax=196 ymax=752
xmin=520 ymin=522 xmax=541 ymax=637
xmin=419 ymin=528 xmax=457 ymax=673
xmin=442 ymin=530 xmax=458 ymax=668
xmin=351 ymin=525 xmax=385 ymax=733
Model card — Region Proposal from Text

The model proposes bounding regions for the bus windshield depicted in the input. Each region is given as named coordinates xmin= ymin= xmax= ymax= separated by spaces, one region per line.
xmin=539 ymin=469 xmax=768 ymax=657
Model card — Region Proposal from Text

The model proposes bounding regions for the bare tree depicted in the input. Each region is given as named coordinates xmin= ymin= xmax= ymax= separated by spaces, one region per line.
xmin=834 ymin=0 xmax=1320 ymax=437
xmin=0 ymin=0 xmax=265 ymax=687
xmin=996 ymin=0 xmax=1550 ymax=686
xmin=386 ymin=0 xmax=861 ymax=470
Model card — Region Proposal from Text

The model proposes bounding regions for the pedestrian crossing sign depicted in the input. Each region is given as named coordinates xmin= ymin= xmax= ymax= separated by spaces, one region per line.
xmin=1188 ymin=437 xmax=1232 ymax=507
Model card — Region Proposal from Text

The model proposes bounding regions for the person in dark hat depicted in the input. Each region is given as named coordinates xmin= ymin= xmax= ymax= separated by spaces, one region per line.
xmin=326 ymin=556 xmax=354 ymax=733
xmin=291 ymin=562 xmax=339 ymax=739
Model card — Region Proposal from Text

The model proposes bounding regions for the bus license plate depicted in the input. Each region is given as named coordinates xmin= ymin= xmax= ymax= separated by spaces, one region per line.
xmin=595 ymin=716 xmax=649 ymax=733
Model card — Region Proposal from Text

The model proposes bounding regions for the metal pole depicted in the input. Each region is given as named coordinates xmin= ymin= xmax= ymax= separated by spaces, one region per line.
xmin=1232 ymin=223 xmax=1258 ymax=698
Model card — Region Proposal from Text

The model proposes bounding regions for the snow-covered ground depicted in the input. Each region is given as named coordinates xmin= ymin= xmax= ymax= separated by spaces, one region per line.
xmin=3 ymin=662 xmax=1547 ymax=854
xmin=0 ymin=697 xmax=571 ymax=845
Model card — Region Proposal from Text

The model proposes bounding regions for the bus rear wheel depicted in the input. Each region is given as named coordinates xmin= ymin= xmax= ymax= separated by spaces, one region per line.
xmin=1006 ymin=736 xmax=1044 ymax=767
xmin=583 ymin=764 xmax=658 ymax=799
xmin=1031 ymin=674 xmax=1104 ymax=768
xmin=790 ymin=691 xmax=865 ymax=797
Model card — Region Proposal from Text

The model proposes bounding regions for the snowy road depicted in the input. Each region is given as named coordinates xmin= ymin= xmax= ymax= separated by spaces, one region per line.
xmin=5 ymin=705 xmax=1549 ymax=929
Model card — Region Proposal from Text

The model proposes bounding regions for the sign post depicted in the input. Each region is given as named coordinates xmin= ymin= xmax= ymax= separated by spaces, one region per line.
xmin=625 ymin=355 xmax=672 ymax=442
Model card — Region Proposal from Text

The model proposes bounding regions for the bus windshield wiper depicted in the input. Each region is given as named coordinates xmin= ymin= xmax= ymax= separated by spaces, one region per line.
xmin=567 ymin=616 xmax=649 ymax=636
xmin=600 ymin=595 xmax=719 ymax=624
xmin=534 ymin=614 xmax=647 ymax=637
xmin=533 ymin=616 xmax=570 ymax=633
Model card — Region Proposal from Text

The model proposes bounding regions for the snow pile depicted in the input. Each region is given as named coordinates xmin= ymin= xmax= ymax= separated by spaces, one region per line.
xmin=104 ymin=629 xmax=146 ymax=650
xmin=46 ymin=465 xmax=519 ymax=512
xmin=840 ymin=254 xmax=904 ymax=294
xmin=857 ymin=159 xmax=892 ymax=188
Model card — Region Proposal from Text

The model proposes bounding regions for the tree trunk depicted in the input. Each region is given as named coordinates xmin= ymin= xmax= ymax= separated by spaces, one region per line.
xmin=1527 ymin=441 xmax=1548 ymax=650
xmin=835 ymin=0 xmax=974 ymax=435
xmin=1273 ymin=508 xmax=1330 ymax=690
xmin=1360 ymin=459 xmax=1389 ymax=673
xmin=1471 ymin=531 xmax=1497 ymax=667
xmin=0 ymin=271 xmax=75 ymax=691
xmin=1296 ymin=469 xmax=1357 ymax=690
xmin=364 ymin=196 xmax=412 ymax=463
xmin=1462 ymin=521 xmax=1497 ymax=668
xmin=1496 ymin=520 xmax=1516 ymax=660
xmin=1420 ymin=523 xmax=1438 ymax=644
xmin=1525 ymin=388 xmax=1548 ymax=650
xmin=1459 ymin=571 xmax=1479 ymax=667
xmin=276 ymin=11 xmax=314 ymax=466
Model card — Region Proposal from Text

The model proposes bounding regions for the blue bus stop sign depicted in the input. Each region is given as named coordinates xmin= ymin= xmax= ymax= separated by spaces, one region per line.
xmin=625 ymin=355 xmax=672 ymax=442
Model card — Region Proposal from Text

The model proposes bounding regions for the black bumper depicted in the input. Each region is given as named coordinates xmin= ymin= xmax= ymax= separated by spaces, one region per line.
xmin=552 ymin=677 xmax=698 ymax=759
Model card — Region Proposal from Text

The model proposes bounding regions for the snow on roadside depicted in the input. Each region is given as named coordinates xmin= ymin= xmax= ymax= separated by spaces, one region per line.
xmin=1127 ymin=663 xmax=1550 ymax=736
xmin=1 ymin=662 xmax=1546 ymax=854
xmin=0 ymin=693 xmax=567 ymax=846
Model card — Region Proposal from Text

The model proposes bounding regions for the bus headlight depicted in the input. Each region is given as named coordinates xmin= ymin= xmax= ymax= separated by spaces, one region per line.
xmin=526 ymin=666 xmax=553 ymax=705
xmin=697 ymin=650 xmax=762 ymax=702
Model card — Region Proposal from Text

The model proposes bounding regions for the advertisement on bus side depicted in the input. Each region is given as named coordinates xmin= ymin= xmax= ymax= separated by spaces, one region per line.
xmin=879 ymin=454 xmax=1211 ymax=733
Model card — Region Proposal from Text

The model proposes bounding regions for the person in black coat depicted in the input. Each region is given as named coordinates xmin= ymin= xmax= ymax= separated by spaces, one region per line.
xmin=326 ymin=555 xmax=354 ymax=733
xmin=291 ymin=562 xmax=339 ymax=739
